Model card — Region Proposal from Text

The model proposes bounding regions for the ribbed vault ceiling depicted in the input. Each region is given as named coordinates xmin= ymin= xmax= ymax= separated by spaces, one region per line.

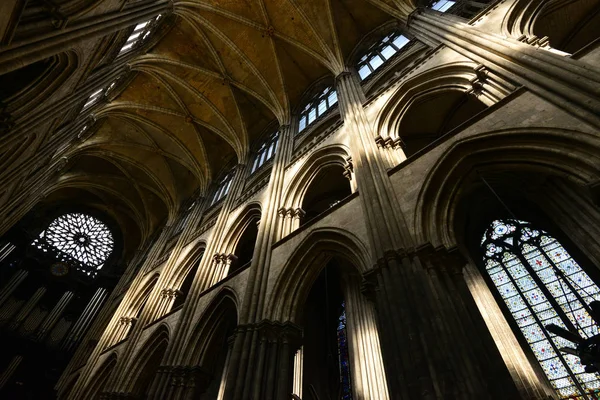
xmin=58 ymin=0 xmax=413 ymax=246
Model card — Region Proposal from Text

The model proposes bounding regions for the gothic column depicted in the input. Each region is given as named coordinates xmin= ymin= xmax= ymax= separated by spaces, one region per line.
xmin=0 ymin=269 xmax=28 ymax=307
xmin=0 ymin=355 xmax=23 ymax=390
xmin=62 ymin=287 xmax=108 ymax=351
xmin=222 ymin=124 xmax=296 ymax=400
xmin=35 ymin=290 xmax=74 ymax=341
xmin=343 ymin=276 xmax=390 ymax=400
xmin=150 ymin=165 xmax=249 ymax=397
xmin=407 ymin=9 xmax=600 ymax=128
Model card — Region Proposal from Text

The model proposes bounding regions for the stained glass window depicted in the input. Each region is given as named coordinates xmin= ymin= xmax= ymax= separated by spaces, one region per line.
xmin=32 ymin=213 xmax=114 ymax=276
xmin=356 ymin=32 xmax=411 ymax=80
xmin=337 ymin=301 xmax=353 ymax=399
xmin=298 ymin=87 xmax=338 ymax=134
xmin=482 ymin=219 xmax=600 ymax=398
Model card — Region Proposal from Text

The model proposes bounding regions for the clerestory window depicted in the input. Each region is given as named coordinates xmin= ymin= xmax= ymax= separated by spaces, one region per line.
xmin=298 ymin=87 xmax=338 ymax=134
xmin=118 ymin=15 xmax=162 ymax=57
xmin=431 ymin=0 xmax=456 ymax=12
xmin=251 ymin=131 xmax=278 ymax=174
xmin=211 ymin=173 xmax=234 ymax=206
xmin=356 ymin=32 xmax=411 ymax=80
xmin=482 ymin=219 xmax=600 ymax=398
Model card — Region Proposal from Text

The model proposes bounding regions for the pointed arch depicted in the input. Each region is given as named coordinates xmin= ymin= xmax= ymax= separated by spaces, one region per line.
xmin=415 ymin=128 xmax=600 ymax=248
xmin=221 ymin=202 xmax=262 ymax=255
xmin=283 ymin=145 xmax=352 ymax=210
xmin=123 ymin=324 xmax=170 ymax=395
xmin=267 ymin=227 xmax=371 ymax=323
xmin=80 ymin=353 xmax=118 ymax=399
xmin=183 ymin=287 xmax=239 ymax=367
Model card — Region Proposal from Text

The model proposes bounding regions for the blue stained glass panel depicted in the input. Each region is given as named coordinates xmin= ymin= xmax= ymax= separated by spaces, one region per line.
xmin=482 ymin=219 xmax=600 ymax=399
xmin=337 ymin=302 xmax=353 ymax=400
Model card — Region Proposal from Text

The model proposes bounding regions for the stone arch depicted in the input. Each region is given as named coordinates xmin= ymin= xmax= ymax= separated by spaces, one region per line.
xmin=268 ymin=227 xmax=371 ymax=323
xmin=127 ymin=273 xmax=160 ymax=317
xmin=179 ymin=288 xmax=239 ymax=398
xmin=122 ymin=324 xmax=170 ymax=395
xmin=171 ymin=241 xmax=207 ymax=309
xmin=503 ymin=0 xmax=600 ymax=53
xmin=415 ymin=127 xmax=600 ymax=249
xmin=221 ymin=203 xmax=262 ymax=255
xmin=171 ymin=240 xmax=207 ymax=290
xmin=283 ymin=145 xmax=353 ymax=211
xmin=0 ymin=51 xmax=78 ymax=119
xmin=184 ymin=288 xmax=239 ymax=365
xmin=80 ymin=353 xmax=118 ymax=399
xmin=376 ymin=63 xmax=489 ymax=157
xmin=266 ymin=228 xmax=389 ymax=399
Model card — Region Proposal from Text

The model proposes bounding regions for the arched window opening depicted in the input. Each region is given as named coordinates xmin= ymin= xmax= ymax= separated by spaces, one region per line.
xmin=532 ymin=1 xmax=600 ymax=54
xmin=482 ymin=218 xmax=600 ymax=398
xmin=131 ymin=335 xmax=168 ymax=398
xmin=232 ymin=219 xmax=259 ymax=274
xmin=251 ymin=131 xmax=279 ymax=174
xmin=356 ymin=32 xmax=411 ymax=80
xmin=118 ymin=15 xmax=163 ymax=57
xmin=427 ymin=0 xmax=494 ymax=18
xmin=399 ymin=90 xmax=486 ymax=157
xmin=191 ymin=297 xmax=237 ymax=399
xmin=81 ymin=77 xmax=121 ymax=111
xmin=211 ymin=172 xmax=234 ymax=206
xmin=173 ymin=255 xmax=202 ymax=309
xmin=0 ymin=58 xmax=52 ymax=104
xmin=31 ymin=213 xmax=114 ymax=278
xmin=302 ymin=263 xmax=353 ymax=399
xmin=298 ymin=87 xmax=338 ymax=134
xmin=301 ymin=165 xmax=352 ymax=225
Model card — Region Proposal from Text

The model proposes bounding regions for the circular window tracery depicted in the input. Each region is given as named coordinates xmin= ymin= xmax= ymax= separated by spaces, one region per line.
xmin=33 ymin=213 xmax=114 ymax=275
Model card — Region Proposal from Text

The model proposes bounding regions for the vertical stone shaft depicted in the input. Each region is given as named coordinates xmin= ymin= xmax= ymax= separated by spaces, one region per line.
xmin=335 ymin=72 xmax=408 ymax=254
xmin=66 ymin=225 xmax=173 ymax=399
xmin=408 ymin=9 xmax=600 ymax=127
xmin=0 ymin=355 xmax=23 ymax=390
xmin=224 ymin=124 xmax=295 ymax=400
xmin=36 ymin=290 xmax=74 ymax=340
xmin=0 ymin=0 xmax=171 ymax=75
xmin=62 ymin=287 xmax=107 ymax=351
xmin=0 ymin=269 xmax=28 ymax=307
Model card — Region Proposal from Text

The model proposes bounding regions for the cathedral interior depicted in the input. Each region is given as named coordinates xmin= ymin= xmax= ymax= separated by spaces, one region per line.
xmin=0 ymin=0 xmax=599 ymax=398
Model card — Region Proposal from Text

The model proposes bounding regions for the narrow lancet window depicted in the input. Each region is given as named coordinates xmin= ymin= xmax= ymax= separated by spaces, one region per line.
xmin=251 ymin=131 xmax=278 ymax=173
xmin=482 ymin=219 xmax=600 ymax=398
xmin=337 ymin=301 xmax=353 ymax=399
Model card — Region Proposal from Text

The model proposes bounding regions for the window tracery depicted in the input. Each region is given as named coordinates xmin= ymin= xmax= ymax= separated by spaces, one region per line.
xmin=32 ymin=213 xmax=114 ymax=277
xmin=356 ymin=32 xmax=411 ymax=80
xmin=482 ymin=219 xmax=600 ymax=398
xmin=298 ymin=87 xmax=338 ymax=133
xmin=118 ymin=15 xmax=163 ymax=57
xmin=211 ymin=173 xmax=234 ymax=206
xmin=431 ymin=0 xmax=456 ymax=12
xmin=251 ymin=131 xmax=278 ymax=174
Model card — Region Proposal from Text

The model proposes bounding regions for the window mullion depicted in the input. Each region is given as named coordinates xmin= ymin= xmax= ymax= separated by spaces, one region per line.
xmin=512 ymin=248 xmax=580 ymax=334
xmin=498 ymin=257 xmax=589 ymax=398
xmin=539 ymin=248 xmax=598 ymax=331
